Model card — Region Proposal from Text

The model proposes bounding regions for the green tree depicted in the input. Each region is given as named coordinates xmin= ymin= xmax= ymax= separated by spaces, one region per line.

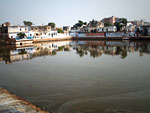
xmin=17 ymin=33 xmax=26 ymax=38
xmin=84 ymin=22 xmax=87 ymax=25
xmin=114 ymin=18 xmax=127 ymax=31
xmin=114 ymin=22 xmax=124 ymax=32
xmin=72 ymin=20 xmax=87 ymax=29
xmin=57 ymin=28 xmax=64 ymax=33
xmin=104 ymin=22 xmax=112 ymax=27
xmin=48 ymin=22 xmax=56 ymax=29
xmin=78 ymin=20 xmax=84 ymax=27
xmin=121 ymin=18 xmax=127 ymax=26
xmin=23 ymin=21 xmax=32 ymax=26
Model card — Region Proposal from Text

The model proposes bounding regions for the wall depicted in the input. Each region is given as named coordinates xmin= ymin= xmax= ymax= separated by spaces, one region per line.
xmin=77 ymin=33 xmax=104 ymax=37
xmin=97 ymin=26 xmax=117 ymax=32
xmin=106 ymin=32 xmax=135 ymax=37
xmin=8 ymin=26 xmax=29 ymax=33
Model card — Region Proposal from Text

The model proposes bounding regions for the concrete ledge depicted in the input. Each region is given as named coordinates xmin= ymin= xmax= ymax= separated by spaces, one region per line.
xmin=0 ymin=88 xmax=49 ymax=113
xmin=33 ymin=37 xmax=72 ymax=43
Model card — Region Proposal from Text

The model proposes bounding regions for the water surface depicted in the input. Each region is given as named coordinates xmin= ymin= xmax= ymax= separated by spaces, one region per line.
xmin=0 ymin=40 xmax=150 ymax=113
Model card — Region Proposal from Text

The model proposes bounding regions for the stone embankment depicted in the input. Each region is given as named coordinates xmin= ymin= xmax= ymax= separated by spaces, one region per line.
xmin=0 ymin=88 xmax=49 ymax=113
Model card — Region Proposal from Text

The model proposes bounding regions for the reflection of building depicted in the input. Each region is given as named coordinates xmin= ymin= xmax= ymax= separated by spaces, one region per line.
xmin=1 ymin=41 xmax=150 ymax=63
xmin=0 ymin=41 xmax=71 ymax=64
xmin=72 ymin=41 xmax=150 ymax=58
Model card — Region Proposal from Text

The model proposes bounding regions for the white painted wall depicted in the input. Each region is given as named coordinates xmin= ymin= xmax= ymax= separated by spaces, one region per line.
xmin=97 ymin=26 xmax=117 ymax=32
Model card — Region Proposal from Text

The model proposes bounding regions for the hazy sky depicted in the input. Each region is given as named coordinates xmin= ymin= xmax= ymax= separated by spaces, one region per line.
xmin=0 ymin=0 xmax=150 ymax=27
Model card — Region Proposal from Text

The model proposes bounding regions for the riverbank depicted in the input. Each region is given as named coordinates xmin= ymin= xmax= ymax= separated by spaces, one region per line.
xmin=72 ymin=36 xmax=150 ymax=40
xmin=33 ymin=37 xmax=72 ymax=43
xmin=1 ymin=36 xmax=150 ymax=46
xmin=0 ymin=87 xmax=49 ymax=113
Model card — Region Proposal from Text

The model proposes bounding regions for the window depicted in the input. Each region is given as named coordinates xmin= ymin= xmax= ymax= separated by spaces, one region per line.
xmin=20 ymin=28 xmax=22 ymax=31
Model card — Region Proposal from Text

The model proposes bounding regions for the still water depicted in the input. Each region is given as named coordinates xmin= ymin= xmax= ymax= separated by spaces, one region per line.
xmin=0 ymin=40 xmax=150 ymax=113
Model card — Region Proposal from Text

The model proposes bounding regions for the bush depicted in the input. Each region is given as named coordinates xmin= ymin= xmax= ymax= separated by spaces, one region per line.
xmin=57 ymin=28 xmax=64 ymax=33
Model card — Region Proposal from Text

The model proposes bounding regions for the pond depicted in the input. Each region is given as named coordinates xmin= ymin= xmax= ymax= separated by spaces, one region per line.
xmin=0 ymin=40 xmax=150 ymax=113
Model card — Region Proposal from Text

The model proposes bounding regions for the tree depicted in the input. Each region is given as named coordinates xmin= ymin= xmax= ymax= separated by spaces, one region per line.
xmin=104 ymin=22 xmax=112 ymax=27
xmin=57 ymin=28 xmax=64 ymax=33
xmin=121 ymin=18 xmax=127 ymax=26
xmin=17 ymin=33 xmax=26 ymax=38
xmin=48 ymin=22 xmax=56 ymax=29
xmin=84 ymin=22 xmax=87 ymax=25
xmin=114 ymin=18 xmax=127 ymax=31
xmin=23 ymin=21 xmax=33 ymax=26
xmin=89 ymin=19 xmax=98 ymax=27
xmin=72 ymin=20 xmax=87 ymax=29
xmin=114 ymin=22 xmax=121 ymax=32
xmin=78 ymin=20 xmax=84 ymax=27
xmin=114 ymin=22 xmax=125 ymax=32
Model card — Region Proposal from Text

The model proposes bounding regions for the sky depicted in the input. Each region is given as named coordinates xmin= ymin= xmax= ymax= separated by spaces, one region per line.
xmin=0 ymin=0 xmax=150 ymax=27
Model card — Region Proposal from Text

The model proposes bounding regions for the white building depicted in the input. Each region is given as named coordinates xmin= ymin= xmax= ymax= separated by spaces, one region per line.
xmin=97 ymin=26 xmax=117 ymax=32
xmin=140 ymin=25 xmax=150 ymax=36
xmin=125 ymin=22 xmax=135 ymax=32
xmin=8 ymin=26 xmax=33 ymax=38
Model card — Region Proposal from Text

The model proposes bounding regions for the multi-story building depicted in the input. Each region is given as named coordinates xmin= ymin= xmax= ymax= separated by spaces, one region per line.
xmin=0 ymin=22 xmax=33 ymax=38
xmin=132 ymin=20 xmax=144 ymax=26
xmin=30 ymin=25 xmax=56 ymax=39
xmin=101 ymin=16 xmax=116 ymax=24
xmin=101 ymin=16 xmax=124 ymax=25
xmin=80 ymin=20 xmax=104 ymax=32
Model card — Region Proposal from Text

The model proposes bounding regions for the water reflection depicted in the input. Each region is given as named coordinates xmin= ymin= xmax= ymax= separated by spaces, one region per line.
xmin=1 ymin=41 xmax=150 ymax=64
xmin=72 ymin=41 xmax=150 ymax=58
xmin=1 ymin=40 xmax=150 ymax=113
xmin=0 ymin=41 xmax=70 ymax=64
